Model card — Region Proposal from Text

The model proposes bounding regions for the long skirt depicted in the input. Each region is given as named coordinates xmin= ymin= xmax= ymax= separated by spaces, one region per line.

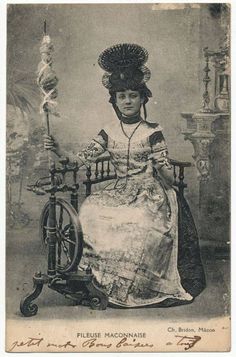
xmin=78 ymin=175 xmax=206 ymax=307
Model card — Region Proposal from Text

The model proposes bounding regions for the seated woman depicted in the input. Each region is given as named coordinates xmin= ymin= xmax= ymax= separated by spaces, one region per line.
xmin=44 ymin=43 xmax=206 ymax=308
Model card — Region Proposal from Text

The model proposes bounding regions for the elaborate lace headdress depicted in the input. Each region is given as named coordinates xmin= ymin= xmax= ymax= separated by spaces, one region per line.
xmin=98 ymin=43 xmax=152 ymax=97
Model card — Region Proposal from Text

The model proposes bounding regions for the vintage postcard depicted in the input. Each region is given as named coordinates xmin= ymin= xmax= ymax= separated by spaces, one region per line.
xmin=5 ymin=2 xmax=231 ymax=353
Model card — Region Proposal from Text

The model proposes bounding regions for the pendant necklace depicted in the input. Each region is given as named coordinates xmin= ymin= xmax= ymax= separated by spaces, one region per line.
xmin=120 ymin=120 xmax=142 ymax=179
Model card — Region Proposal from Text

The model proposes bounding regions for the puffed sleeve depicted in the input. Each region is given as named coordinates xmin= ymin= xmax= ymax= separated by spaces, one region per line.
xmin=77 ymin=129 xmax=108 ymax=167
xmin=148 ymin=131 xmax=172 ymax=169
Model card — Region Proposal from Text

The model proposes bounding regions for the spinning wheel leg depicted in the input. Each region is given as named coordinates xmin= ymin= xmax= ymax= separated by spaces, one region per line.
xmin=85 ymin=279 xmax=109 ymax=310
xmin=20 ymin=272 xmax=48 ymax=317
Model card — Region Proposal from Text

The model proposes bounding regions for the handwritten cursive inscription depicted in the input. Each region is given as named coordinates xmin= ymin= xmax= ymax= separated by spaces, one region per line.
xmin=9 ymin=336 xmax=154 ymax=351
xmin=82 ymin=337 xmax=154 ymax=349
xmin=47 ymin=341 xmax=76 ymax=349
xmin=116 ymin=337 xmax=154 ymax=348
xmin=82 ymin=338 xmax=112 ymax=348
xmin=9 ymin=337 xmax=44 ymax=352
xmin=175 ymin=335 xmax=201 ymax=350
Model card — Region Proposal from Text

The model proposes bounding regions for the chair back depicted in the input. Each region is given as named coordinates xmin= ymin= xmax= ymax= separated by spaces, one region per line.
xmin=83 ymin=155 xmax=191 ymax=198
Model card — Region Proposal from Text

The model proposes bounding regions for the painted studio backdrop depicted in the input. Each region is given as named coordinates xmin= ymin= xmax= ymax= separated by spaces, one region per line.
xmin=6 ymin=3 xmax=230 ymax=352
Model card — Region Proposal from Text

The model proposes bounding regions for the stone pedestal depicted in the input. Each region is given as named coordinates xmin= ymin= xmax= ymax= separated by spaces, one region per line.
xmin=182 ymin=111 xmax=230 ymax=255
xmin=181 ymin=20 xmax=230 ymax=257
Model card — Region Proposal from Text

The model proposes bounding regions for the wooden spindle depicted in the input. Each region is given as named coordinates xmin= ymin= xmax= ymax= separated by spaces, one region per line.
xmin=71 ymin=161 xmax=79 ymax=212
xmin=95 ymin=162 xmax=99 ymax=179
xmin=107 ymin=160 xmax=110 ymax=177
xmin=101 ymin=161 xmax=104 ymax=179
xmin=73 ymin=161 xmax=78 ymax=184
xmin=57 ymin=204 xmax=63 ymax=267
xmin=47 ymin=194 xmax=57 ymax=277
xmin=85 ymin=166 xmax=92 ymax=197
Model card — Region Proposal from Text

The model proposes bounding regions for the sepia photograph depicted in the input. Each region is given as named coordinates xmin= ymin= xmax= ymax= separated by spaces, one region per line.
xmin=5 ymin=1 xmax=231 ymax=352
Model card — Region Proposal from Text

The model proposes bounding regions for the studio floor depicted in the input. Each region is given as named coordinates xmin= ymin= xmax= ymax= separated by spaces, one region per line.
xmin=6 ymin=225 xmax=230 ymax=322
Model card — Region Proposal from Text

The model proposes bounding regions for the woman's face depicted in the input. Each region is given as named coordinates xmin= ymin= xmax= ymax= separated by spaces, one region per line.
xmin=115 ymin=90 xmax=143 ymax=117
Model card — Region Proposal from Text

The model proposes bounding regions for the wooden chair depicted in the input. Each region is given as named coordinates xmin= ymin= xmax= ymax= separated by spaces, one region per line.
xmin=83 ymin=154 xmax=191 ymax=198
xmin=20 ymin=154 xmax=192 ymax=316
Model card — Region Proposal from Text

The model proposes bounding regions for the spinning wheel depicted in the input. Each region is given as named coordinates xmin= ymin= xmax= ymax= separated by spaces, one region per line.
xmin=20 ymin=22 xmax=108 ymax=317
xmin=40 ymin=198 xmax=83 ymax=273
xmin=20 ymin=159 xmax=109 ymax=316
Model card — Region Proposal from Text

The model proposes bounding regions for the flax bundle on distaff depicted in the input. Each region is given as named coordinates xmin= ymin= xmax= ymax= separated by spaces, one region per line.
xmin=38 ymin=21 xmax=59 ymax=167
xmin=44 ymin=43 xmax=206 ymax=308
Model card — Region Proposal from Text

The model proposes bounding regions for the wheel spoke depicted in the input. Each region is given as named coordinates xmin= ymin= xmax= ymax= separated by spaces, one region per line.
xmin=56 ymin=264 xmax=63 ymax=269
xmin=62 ymin=237 xmax=76 ymax=245
xmin=57 ymin=241 xmax=61 ymax=265
xmin=61 ymin=240 xmax=71 ymax=263
xmin=62 ymin=223 xmax=71 ymax=234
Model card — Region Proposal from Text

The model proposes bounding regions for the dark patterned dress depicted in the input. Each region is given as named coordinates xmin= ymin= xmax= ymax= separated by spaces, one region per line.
xmin=77 ymin=118 xmax=206 ymax=307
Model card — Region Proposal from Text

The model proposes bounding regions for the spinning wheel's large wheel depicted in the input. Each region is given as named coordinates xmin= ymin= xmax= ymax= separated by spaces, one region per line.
xmin=39 ymin=198 xmax=83 ymax=273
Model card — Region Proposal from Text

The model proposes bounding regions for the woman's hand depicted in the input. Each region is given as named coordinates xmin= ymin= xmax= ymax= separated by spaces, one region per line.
xmin=155 ymin=157 xmax=174 ymax=187
xmin=43 ymin=134 xmax=62 ymax=157
xmin=156 ymin=157 xmax=171 ymax=170
xmin=43 ymin=135 xmax=85 ymax=168
xmin=156 ymin=158 xmax=165 ymax=170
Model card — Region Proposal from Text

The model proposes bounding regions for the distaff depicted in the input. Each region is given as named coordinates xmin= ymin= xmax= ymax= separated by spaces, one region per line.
xmin=37 ymin=21 xmax=60 ymax=278
xmin=37 ymin=20 xmax=59 ymax=165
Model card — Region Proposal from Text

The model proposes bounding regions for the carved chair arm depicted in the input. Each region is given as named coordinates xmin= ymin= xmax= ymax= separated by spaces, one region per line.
xmin=169 ymin=159 xmax=192 ymax=197
xmin=169 ymin=159 xmax=191 ymax=168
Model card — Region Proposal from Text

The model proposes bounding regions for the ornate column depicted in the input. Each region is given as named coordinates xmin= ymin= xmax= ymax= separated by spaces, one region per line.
xmin=181 ymin=28 xmax=230 ymax=255
xmin=182 ymin=112 xmax=219 ymax=182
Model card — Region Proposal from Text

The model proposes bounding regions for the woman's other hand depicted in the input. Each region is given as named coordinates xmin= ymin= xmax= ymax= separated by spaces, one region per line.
xmin=155 ymin=158 xmax=174 ymax=187
xmin=43 ymin=134 xmax=62 ymax=157
xmin=156 ymin=157 xmax=171 ymax=170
